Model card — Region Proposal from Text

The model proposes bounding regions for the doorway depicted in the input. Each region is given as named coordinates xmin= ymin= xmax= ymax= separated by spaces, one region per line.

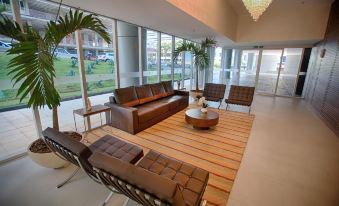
xmin=239 ymin=48 xmax=304 ymax=97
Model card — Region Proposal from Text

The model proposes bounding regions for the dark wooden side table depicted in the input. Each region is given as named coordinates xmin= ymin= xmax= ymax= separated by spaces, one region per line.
xmin=73 ymin=105 xmax=111 ymax=132
xmin=185 ymin=108 xmax=219 ymax=129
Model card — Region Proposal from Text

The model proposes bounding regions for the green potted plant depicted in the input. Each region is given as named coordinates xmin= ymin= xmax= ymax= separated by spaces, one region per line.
xmin=0 ymin=8 xmax=111 ymax=168
xmin=173 ymin=38 xmax=216 ymax=92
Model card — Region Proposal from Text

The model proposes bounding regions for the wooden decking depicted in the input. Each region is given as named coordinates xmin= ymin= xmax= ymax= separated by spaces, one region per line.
xmin=85 ymin=107 xmax=254 ymax=206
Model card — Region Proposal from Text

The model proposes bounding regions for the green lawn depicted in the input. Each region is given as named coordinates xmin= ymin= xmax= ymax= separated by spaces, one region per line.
xmin=0 ymin=53 xmax=116 ymax=110
xmin=0 ymin=53 xmax=191 ymax=110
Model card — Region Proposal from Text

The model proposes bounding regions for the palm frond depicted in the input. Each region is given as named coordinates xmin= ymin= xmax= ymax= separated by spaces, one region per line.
xmin=201 ymin=37 xmax=216 ymax=50
xmin=45 ymin=10 xmax=111 ymax=50
xmin=2 ymin=9 xmax=111 ymax=109
xmin=7 ymin=31 xmax=60 ymax=108
xmin=173 ymin=42 xmax=195 ymax=60
xmin=0 ymin=14 xmax=26 ymax=41
xmin=193 ymin=48 xmax=209 ymax=69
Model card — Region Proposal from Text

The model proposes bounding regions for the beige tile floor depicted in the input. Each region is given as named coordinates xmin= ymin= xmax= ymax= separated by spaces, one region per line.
xmin=0 ymin=93 xmax=112 ymax=161
xmin=0 ymin=95 xmax=339 ymax=206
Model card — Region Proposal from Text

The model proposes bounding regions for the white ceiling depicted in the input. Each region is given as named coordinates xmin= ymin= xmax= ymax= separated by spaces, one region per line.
xmin=51 ymin=0 xmax=333 ymax=48
xmin=53 ymin=0 xmax=233 ymax=46
xmin=227 ymin=0 xmax=334 ymax=15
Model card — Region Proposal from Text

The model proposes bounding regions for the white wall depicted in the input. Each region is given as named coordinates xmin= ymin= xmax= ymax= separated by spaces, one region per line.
xmin=166 ymin=0 xmax=238 ymax=41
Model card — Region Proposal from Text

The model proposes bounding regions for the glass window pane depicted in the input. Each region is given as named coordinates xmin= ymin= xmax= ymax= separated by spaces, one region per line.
xmin=213 ymin=47 xmax=222 ymax=83
xmin=160 ymin=33 xmax=172 ymax=81
xmin=173 ymin=37 xmax=183 ymax=89
xmin=117 ymin=21 xmax=140 ymax=87
xmin=83 ymin=17 xmax=116 ymax=95
xmin=144 ymin=30 xmax=158 ymax=84
xmin=276 ymin=48 xmax=303 ymax=96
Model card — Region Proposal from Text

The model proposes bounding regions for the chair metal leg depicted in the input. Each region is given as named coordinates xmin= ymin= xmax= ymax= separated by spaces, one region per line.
xmin=57 ymin=167 xmax=80 ymax=188
xmin=218 ymin=101 xmax=222 ymax=109
xmin=102 ymin=191 xmax=114 ymax=206
xmin=225 ymin=104 xmax=228 ymax=111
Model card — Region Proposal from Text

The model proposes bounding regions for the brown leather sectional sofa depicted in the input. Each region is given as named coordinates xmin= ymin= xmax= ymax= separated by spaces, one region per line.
xmin=105 ymin=81 xmax=189 ymax=134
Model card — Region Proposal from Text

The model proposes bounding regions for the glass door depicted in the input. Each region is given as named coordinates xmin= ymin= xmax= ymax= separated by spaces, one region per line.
xmin=239 ymin=50 xmax=260 ymax=87
xmin=256 ymin=49 xmax=284 ymax=94
xmin=276 ymin=48 xmax=303 ymax=96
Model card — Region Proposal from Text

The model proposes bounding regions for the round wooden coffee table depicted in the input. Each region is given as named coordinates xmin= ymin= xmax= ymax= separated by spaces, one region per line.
xmin=185 ymin=108 xmax=219 ymax=129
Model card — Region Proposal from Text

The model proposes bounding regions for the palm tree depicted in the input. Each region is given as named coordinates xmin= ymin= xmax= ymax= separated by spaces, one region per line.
xmin=0 ymin=9 xmax=111 ymax=132
xmin=173 ymin=38 xmax=216 ymax=92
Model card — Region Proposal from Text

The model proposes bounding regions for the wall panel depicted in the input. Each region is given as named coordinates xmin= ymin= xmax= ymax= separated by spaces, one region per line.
xmin=305 ymin=0 xmax=339 ymax=137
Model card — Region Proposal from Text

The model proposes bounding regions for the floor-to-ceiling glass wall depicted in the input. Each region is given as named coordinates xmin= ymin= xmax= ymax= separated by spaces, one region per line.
xmin=239 ymin=50 xmax=259 ymax=87
xmin=160 ymin=33 xmax=172 ymax=81
xmin=183 ymin=40 xmax=193 ymax=90
xmin=144 ymin=30 xmax=158 ymax=84
xmin=257 ymin=49 xmax=283 ymax=94
xmin=276 ymin=48 xmax=303 ymax=96
xmin=173 ymin=37 xmax=183 ymax=89
xmin=213 ymin=47 xmax=222 ymax=83
xmin=117 ymin=21 xmax=140 ymax=87
xmin=83 ymin=17 xmax=116 ymax=96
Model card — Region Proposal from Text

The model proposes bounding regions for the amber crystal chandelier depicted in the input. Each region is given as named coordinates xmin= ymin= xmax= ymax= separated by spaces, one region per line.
xmin=242 ymin=0 xmax=273 ymax=21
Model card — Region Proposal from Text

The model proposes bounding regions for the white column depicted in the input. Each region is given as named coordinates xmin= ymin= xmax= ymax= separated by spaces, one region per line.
xmin=181 ymin=40 xmax=186 ymax=88
xmin=112 ymin=20 xmax=120 ymax=88
xmin=11 ymin=0 xmax=43 ymax=138
xmin=157 ymin=32 xmax=161 ymax=82
xmin=138 ymin=27 xmax=144 ymax=85
xmin=171 ymin=36 xmax=175 ymax=84
xmin=75 ymin=30 xmax=91 ymax=130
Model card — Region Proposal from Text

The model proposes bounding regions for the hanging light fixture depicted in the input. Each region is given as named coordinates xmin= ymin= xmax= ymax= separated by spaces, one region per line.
xmin=242 ymin=0 xmax=273 ymax=21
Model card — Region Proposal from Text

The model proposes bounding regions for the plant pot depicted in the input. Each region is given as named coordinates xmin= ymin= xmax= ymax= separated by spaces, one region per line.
xmin=27 ymin=131 xmax=82 ymax=169
xmin=27 ymin=140 xmax=70 ymax=169
xmin=201 ymin=108 xmax=208 ymax=113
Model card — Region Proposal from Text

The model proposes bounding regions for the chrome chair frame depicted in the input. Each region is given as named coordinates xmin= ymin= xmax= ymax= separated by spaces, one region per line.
xmin=44 ymin=137 xmax=117 ymax=206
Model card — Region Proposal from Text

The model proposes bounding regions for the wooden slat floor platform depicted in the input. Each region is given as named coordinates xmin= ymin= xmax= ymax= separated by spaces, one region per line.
xmin=85 ymin=107 xmax=254 ymax=206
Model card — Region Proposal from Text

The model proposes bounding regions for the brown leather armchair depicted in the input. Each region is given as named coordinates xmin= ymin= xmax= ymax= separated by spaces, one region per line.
xmin=90 ymin=150 xmax=209 ymax=206
xmin=197 ymin=83 xmax=226 ymax=109
xmin=225 ymin=85 xmax=255 ymax=113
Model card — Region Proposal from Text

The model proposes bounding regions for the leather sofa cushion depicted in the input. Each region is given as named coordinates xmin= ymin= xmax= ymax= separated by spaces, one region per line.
xmin=157 ymin=95 xmax=186 ymax=110
xmin=150 ymin=83 xmax=168 ymax=99
xmin=89 ymin=135 xmax=144 ymax=165
xmin=135 ymin=85 xmax=155 ymax=104
xmin=89 ymin=152 xmax=186 ymax=205
xmin=137 ymin=102 xmax=169 ymax=123
xmin=137 ymin=150 xmax=209 ymax=206
xmin=113 ymin=86 xmax=140 ymax=107
xmin=162 ymin=81 xmax=174 ymax=95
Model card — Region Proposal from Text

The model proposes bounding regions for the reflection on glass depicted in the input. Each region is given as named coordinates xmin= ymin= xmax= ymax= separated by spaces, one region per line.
xmin=144 ymin=30 xmax=158 ymax=84
xmin=240 ymin=50 xmax=259 ymax=87
xmin=276 ymin=48 xmax=303 ymax=96
xmin=213 ymin=47 xmax=222 ymax=83
xmin=85 ymin=16 xmax=116 ymax=95
xmin=173 ymin=38 xmax=183 ymax=89
xmin=118 ymin=21 xmax=140 ymax=87
xmin=257 ymin=49 xmax=283 ymax=94
xmin=160 ymin=34 xmax=172 ymax=81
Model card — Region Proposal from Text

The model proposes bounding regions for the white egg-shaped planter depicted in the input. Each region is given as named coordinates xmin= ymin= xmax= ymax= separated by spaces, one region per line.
xmin=27 ymin=140 xmax=70 ymax=169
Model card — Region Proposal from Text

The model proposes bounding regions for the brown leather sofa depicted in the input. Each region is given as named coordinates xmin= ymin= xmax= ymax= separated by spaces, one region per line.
xmin=105 ymin=81 xmax=189 ymax=134
xmin=90 ymin=150 xmax=209 ymax=206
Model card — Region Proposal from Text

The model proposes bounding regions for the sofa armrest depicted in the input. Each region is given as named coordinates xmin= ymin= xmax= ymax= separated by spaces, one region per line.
xmin=104 ymin=102 xmax=138 ymax=134
xmin=174 ymin=90 xmax=189 ymax=96
xmin=109 ymin=96 xmax=116 ymax=103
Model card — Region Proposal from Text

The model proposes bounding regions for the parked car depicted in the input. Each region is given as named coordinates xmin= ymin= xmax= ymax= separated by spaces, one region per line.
xmin=0 ymin=40 xmax=11 ymax=52
xmin=55 ymin=48 xmax=77 ymax=59
xmin=85 ymin=52 xmax=97 ymax=61
xmin=98 ymin=52 xmax=114 ymax=61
